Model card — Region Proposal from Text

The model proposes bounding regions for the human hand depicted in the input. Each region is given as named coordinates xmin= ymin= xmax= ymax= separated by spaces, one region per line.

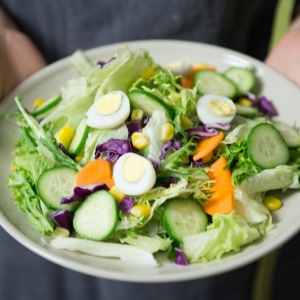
xmin=0 ymin=7 xmax=46 ymax=99
xmin=265 ymin=15 xmax=300 ymax=87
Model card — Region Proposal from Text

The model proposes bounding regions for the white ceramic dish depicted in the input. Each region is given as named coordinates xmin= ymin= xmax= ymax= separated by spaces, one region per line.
xmin=1 ymin=40 xmax=300 ymax=283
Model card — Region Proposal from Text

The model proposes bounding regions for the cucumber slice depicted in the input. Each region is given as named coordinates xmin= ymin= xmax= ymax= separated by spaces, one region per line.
xmin=194 ymin=70 xmax=237 ymax=99
xmin=247 ymin=123 xmax=290 ymax=169
xmin=235 ymin=103 xmax=259 ymax=118
xmin=73 ymin=190 xmax=118 ymax=241
xmin=128 ymin=89 xmax=174 ymax=119
xmin=224 ymin=67 xmax=255 ymax=96
xmin=273 ymin=121 xmax=300 ymax=148
xmin=32 ymin=95 xmax=62 ymax=117
xmin=36 ymin=166 xmax=79 ymax=211
xmin=162 ymin=198 xmax=208 ymax=244
xmin=68 ymin=116 xmax=90 ymax=156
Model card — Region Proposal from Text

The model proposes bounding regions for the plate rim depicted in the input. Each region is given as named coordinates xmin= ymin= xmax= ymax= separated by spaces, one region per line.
xmin=1 ymin=39 xmax=300 ymax=282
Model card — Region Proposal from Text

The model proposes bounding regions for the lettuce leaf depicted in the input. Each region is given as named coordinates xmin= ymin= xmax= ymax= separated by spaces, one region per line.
xmin=7 ymin=169 xmax=54 ymax=235
xmin=234 ymin=188 xmax=273 ymax=235
xmin=142 ymin=110 xmax=169 ymax=162
xmin=239 ymin=165 xmax=297 ymax=194
xmin=183 ymin=211 xmax=260 ymax=262
xmin=119 ymin=234 xmax=172 ymax=253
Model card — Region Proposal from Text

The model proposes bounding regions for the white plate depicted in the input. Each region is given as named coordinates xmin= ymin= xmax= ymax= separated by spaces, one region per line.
xmin=1 ymin=40 xmax=300 ymax=283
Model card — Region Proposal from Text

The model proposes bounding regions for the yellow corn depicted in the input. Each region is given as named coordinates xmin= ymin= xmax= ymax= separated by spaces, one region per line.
xmin=56 ymin=126 xmax=75 ymax=148
xmin=237 ymin=97 xmax=252 ymax=106
xmin=140 ymin=67 xmax=155 ymax=80
xmin=109 ymin=186 xmax=127 ymax=203
xmin=75 ymin=147 xmax=85 ymax=162
xmin=180 ymin=115 xmax=194 ymax=130
xmin=131 ymin=108 xmax=144 ymax=121
xmin=181 ymin=156 xmax=190 ymax=164
xmin=132 ymin=132 xmax=150 ymax=149
xmin=51 ymin=227 xmax=70 ymax=238
xmin=202 ymin=152 xmax=213 ymax=163
xmin=33 ymin=98 xmax=45 ymax=107
xmin=130 ymin=203 xmax=151 ymax=218
xmin=264 ymin=195 xmax=282 ymax=211
xmin=160 ymin=123 xmax=175 ymax=142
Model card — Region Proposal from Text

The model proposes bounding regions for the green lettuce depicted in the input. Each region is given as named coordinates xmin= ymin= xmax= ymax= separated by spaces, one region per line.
xmin=119 ymin=234 xmax=172 ymax=253
xmin=7 ymin=169 xmax=54 ymax=235
xmin=158 ymin=136 xmax=208 ymax=180
xmin=141 ymin=110 xmax=169 ymax=162
xmin=234 ymin=188 xmax=273 ymax=235
xmin=239 ymin=165 xmax=298 ymax=194
xmin=183 ymin=211 xmax=260 ymax=263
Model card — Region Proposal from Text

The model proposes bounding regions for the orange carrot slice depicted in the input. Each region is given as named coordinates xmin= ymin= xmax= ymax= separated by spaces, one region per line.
xmin=179 ymin=76 xmax=193 ymax=88
xmin=193 ymin=132 xmax=224 ymax=161
xmin=204 ymin=156 xmax=234 ymax=215
xmin=76 ymin=158 xmax=115 ymax=188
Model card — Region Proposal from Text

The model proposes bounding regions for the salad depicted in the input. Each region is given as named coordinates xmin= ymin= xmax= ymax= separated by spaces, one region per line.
xmin=7 ymin=46 xmax=300 ymax=267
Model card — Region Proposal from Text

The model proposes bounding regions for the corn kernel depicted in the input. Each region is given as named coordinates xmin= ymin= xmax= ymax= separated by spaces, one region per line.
xmin=132 ymin=132 xmax=150 ymax=149
xmin=160 ymin=123 xmax=175 ymax=142
xmin=181 ymin=156 xmax=190 ymax=164
xmin=202 ymin=152 xmax=213 ymax=163
xmin=140 ymin=67 xmax=155 ymax=80
xmin=109 ymin=186 xmax=127 ymax=203
xmin=51 ymin=227 xmax=70 ymax=238
xmin=131 ymin=108 xmax=144 ymax=121
xmin=180 ymin=115 xmax=194 ymax=130
xmin=264 ymin=195 xmax=282 ymax=211
xmin=238 ymin=97 xmax=252 ymax=106
xmin=75 ymin=147 xmax=85 ymax=162
xmin=56 ymin=126 xmax=75 ymax=148
xmin=130 ymin=203 xmax=151 ymax=218
xmin=33 ymin=98 xmax=46 ymax=107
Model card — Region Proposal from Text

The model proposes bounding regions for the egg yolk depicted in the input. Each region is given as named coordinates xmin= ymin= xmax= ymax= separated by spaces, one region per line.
xmin=94 ymin=93 xmax=122 ymax=116
xmin=208 ymin=100 xmax=234 ymax=117
xmin=122 ymin=156 xmax=146 ymax=183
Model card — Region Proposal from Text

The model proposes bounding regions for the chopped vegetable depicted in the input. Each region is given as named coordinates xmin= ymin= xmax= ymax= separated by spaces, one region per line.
xmin=203 ymin=157 xmax=234 ymax=215
xmin=75 ymin=158 xmax=115 ymax=188
xmin=193 ymin=132 xmax=224 ymax=161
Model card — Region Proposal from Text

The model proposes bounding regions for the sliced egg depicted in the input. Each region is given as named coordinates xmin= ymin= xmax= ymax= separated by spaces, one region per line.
xmin=165 ymin=61 xmax=192 ymax=76
xmin=86 ymin=90 xmax=130 ymax=129
xmin=196 ymin=94 xmax=236 ymax=125
xmin=113 ymin=153 xmax=156 ymax=196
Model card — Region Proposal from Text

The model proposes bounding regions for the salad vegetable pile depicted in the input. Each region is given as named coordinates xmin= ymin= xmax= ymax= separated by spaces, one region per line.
xmin=7 ymin=46 xmax=300 ymax=267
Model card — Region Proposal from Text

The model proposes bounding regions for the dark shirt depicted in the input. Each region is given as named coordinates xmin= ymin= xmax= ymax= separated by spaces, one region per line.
xmin=2 ymin=0 xmax=278 ymax=62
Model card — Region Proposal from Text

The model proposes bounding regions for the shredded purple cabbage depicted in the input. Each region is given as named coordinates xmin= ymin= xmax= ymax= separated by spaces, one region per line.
xmin=60 ymin=183 xmax=109 ymax=204
xmin=148 ymin=158 xmax=161 ymax=172
xmin=58 ymin=143 xmax=69 ymax=155
xmin=192 ymin=159 xmax=203 ymax=168
xmin=210 ymin=123 xmax=231 ymax=130
xmin=162 ymin=177 xmax=177 ymax=188
xmin=142 ymin=115 xmax=151 ymax=126
xmin=119 ymin=197 xmax=135 ymax=214
xmin=174 ymin=248 xmax=188 ymax=266
xmin=126 ymin=120 xmax=142 ymax=137
xmin=159 ymin=139 xmax=182 ymax=161
xmin=187 ymin=125 xmax=218 ymax=138
xmin=244 ymin=93 xmax=278 ymax=117
xmin=244 ymin=92 xmax=257 ymax=104
xmin=95 ymin=138 xmax=132 ymax=163
xmin=97 ymin=57 xmax=116 ymax=68
xmin=50 ymin=210 xmax=73 ymax=232
xmin=255 ymin=96 xmax=278 ymax=117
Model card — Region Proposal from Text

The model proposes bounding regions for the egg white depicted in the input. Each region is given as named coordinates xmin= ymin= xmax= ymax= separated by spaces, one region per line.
xmin=86 ymin=90 xmax=130 ymax=129
xmin=196 ymin=94 xmax=236 ymax=125
xmin=113 ymin=153 xmax=156 ymax=196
